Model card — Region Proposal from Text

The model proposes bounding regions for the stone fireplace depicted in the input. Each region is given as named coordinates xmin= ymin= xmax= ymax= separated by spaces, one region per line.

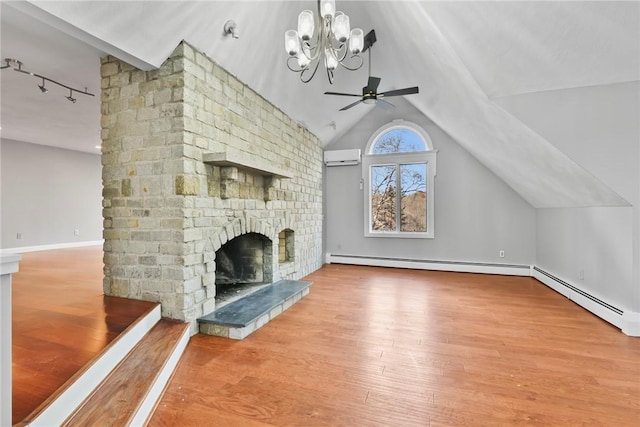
xmin=100 ymin=42 xmax=323 ymax=334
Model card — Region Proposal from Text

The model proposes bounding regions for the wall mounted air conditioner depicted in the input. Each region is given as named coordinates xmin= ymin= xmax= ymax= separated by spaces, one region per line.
xmin=323 ymin=149 xmax=361 ymax=166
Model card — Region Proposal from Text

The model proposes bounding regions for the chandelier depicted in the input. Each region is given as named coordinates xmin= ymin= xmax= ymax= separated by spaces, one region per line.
xmin=284 ymin=0 xmax=365 ymax=84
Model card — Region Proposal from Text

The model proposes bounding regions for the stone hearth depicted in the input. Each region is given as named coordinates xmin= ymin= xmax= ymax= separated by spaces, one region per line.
xmin=198 ymin=279 xmax=311 ymax=339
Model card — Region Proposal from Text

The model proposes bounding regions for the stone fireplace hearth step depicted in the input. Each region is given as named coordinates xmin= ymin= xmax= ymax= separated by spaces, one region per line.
xmin=198 ymin=279 xmax=312 ymax=339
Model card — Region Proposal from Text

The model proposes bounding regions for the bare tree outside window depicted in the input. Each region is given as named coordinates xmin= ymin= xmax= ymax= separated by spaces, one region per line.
xmin=400 ymin=163 xmax=427 ymax=231
xmin=370 ymin=131 xmax=427 ymax=232
xmin=371 ymin=165 xmax=397 ymax=231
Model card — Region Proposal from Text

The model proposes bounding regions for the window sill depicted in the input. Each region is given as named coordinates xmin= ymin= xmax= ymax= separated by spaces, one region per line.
xmin=365 ymin=231 xmax=434 ymax=239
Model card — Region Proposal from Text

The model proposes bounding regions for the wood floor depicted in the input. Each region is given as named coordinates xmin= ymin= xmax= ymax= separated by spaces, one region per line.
xmin=10 ymin=248 xmax=640 ymax=426
xmin=151 ymin=264 xmax=640 ymax=426
xmin=11 ymin=246 xmax=156 ymax=424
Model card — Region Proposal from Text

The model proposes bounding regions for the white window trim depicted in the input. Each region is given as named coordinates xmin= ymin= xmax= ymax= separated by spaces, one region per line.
xmin=362 ymin=120 xmax=437 ymax=239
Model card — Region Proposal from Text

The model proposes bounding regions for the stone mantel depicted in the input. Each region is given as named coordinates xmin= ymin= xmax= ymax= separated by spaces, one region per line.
xmin=203 ymin=152 xmax=293 ymax=179
xmin=1 ymin=254 xmax=21 ymax=426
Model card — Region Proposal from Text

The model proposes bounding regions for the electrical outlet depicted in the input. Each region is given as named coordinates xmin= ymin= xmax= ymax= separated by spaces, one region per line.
xmin=499 ymin=250 xmax=505 ymax=258
xmin=74 ymin=229 xmax=80 ymax=236
xmin=16 ymin=232 xmax=22 ymax=240
xmin=579 ymin=269 xmax=584 ymax=280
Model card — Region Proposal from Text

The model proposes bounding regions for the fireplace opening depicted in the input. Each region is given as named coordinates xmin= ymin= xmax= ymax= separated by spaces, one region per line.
xmin=215 ymin=233 xmax=272 ymax=302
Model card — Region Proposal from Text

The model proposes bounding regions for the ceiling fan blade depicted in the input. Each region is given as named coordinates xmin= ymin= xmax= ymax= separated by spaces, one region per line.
xmin=339 ymin=99 xmax=365 ymax=111
xmin=325 ymin=91 xmax=361 ymax=97
xmin=379 ymin=86 xmax=419 ymax=97
xmin=366 ymin=76 xmax=381 ymax=93
xmin=377 ymin=99 xmax=395 ymax=110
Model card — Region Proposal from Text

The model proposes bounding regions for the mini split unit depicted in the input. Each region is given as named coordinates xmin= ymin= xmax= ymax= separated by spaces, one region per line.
xmin=323 ymin=149 xmax=361 ymax=166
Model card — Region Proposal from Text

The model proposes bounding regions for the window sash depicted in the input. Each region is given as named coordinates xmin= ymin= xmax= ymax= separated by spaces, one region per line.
xmin=363 ymin=151 xmax=436 ymax=239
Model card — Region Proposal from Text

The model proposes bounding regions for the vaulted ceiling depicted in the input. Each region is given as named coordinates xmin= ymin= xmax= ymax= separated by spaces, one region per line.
xmin=1 ymin=1 xmax=638 ymax=208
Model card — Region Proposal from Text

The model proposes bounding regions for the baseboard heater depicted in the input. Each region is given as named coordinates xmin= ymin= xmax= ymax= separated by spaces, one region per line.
xmin=326 ymin=253 xmax=531 ymax=276
xmin=532 ymin=266 xmax=623 ymax=316
xmin=532 ymin=266 xmax=627 ymax=332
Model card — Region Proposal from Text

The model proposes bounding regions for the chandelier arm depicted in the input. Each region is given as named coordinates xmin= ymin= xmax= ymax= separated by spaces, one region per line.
xmin=287 ymin=56 xmax=303 ymax=73
xmin=326 ymin=67 xmax=335 ymax=85
xmin=300 ymin=59 xmax=321 ymax=84
xmin=301 ymin=40 xmax=322 ymax=63
xmin=337 ymin=55 xmax=364 ymax=72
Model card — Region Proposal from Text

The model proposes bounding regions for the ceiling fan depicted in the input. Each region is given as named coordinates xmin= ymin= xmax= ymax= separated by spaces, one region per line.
xmin=324 ymin=30 xmax=419 ymax=111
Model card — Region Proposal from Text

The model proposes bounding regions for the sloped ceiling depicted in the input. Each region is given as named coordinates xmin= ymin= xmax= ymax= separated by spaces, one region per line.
xmin=1 ymin=1 xmax=637 ymax=208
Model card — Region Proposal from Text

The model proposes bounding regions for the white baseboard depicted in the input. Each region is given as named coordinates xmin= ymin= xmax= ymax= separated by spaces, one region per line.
xmin=325 ymin=253 xmax=532 ymax=276
xmin=0 ymin=240 xmax=103 ymax=255
xmin=622 ymin=311 xmax=640 ymax=336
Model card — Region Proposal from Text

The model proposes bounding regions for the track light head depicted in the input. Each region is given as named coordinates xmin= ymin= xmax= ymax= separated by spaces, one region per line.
xmin=66 ymin=89 xmax=76 ymax=103
xmin=38 ymin=78 xmax=48 ymax=93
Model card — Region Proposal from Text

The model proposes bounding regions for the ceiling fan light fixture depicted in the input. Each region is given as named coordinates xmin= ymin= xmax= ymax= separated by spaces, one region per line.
xmin=324 ymin=44 xmax=419 ymax=111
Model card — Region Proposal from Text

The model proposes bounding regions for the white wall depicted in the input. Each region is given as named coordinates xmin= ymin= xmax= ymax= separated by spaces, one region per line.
xmin=324 ymin=98 xmax=536 ymax=265
xmin=496 ymin=81 xmax=639 ymax=314
xmin=0 ymin=138 xmax=102 ymax=250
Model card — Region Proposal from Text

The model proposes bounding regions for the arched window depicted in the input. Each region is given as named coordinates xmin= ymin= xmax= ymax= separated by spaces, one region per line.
xmin=363 ymin=120 xmax=437 ymax=238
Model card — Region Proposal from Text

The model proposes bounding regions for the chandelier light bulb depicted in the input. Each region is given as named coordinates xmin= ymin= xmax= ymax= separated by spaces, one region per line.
xmin=333 ymin=13 xmax=350 ymax=43
xmin=297 ymin=10 xmax=314 ymax=41
xmin=285 ymin=30 xmax=301 ymax=56
xmin=324 ymin=48 xmax=338 ymax=71
xmin=320 ymin=0 xmax=336 ymax=18
xmin=298 ymin=46 xmax=311 ymax=68
xmin=349 ymin=28 xmax=364 ymax=54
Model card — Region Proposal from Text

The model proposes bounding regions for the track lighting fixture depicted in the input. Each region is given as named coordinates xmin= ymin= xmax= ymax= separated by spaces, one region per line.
xmin=1 ymin=58 xmax=94 ymax=102
xmin=38 ymin=78 xmax=48 ymax=93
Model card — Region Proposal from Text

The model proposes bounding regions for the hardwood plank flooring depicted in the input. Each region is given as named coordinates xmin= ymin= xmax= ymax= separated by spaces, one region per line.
xmin=11 ymin=246 xmax=156 ymax=424
xmin=63 ymin=319 xmax=189 ymax=426
xmin=151 ymin=264 xmax=640 ymax=426
xmin=9 ymin=249 xmax=640 ymax=425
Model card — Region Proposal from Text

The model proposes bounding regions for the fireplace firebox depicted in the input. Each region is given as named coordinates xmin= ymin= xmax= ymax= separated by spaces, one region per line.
xmin=215 ymin=233 xmax=272 ymax=300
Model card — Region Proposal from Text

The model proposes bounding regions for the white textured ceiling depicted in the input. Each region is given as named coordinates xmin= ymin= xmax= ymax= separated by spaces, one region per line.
xmin=1 ymin=1 xmax=638 ymax=207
